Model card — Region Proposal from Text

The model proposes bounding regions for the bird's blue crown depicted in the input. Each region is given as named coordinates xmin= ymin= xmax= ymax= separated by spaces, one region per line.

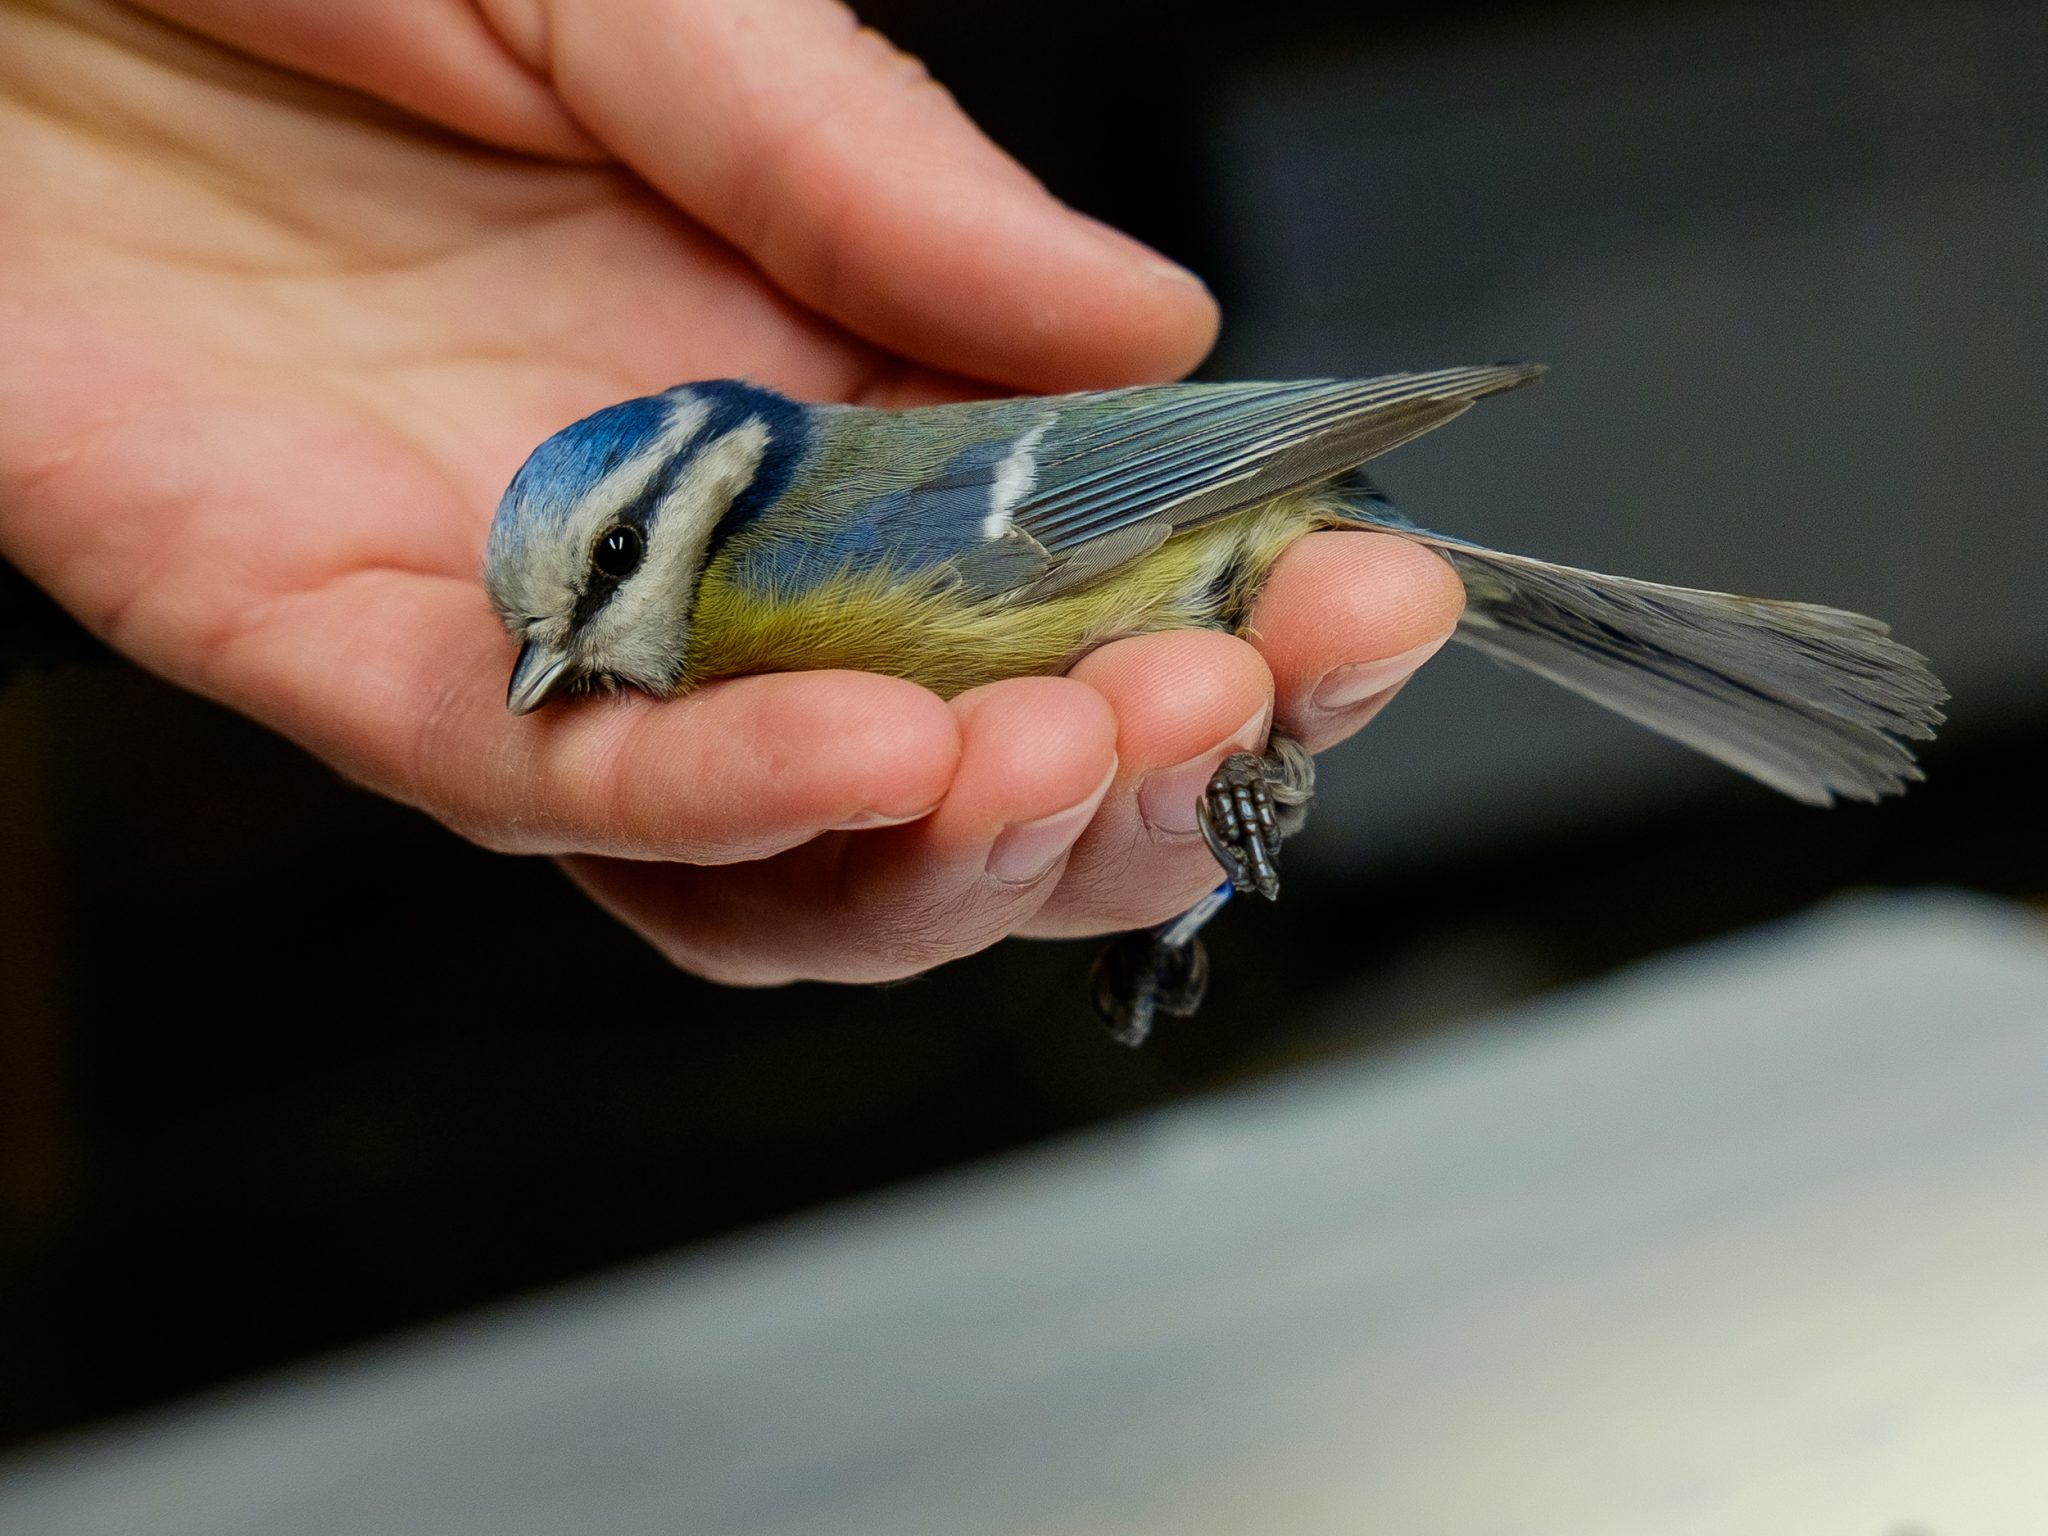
xmin=494 ymin=381 xmax=811 ymax=548
xmin=500 ymin=393 xmax=673 ymax=527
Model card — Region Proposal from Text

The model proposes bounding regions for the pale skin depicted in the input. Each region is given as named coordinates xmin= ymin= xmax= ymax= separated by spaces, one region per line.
xmin=0 ymin=0 xmax=1466 ymax=986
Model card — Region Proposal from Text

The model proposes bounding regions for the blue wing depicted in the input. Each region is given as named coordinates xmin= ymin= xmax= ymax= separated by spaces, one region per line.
xmin=997 ymin=365 xmax=1541 ymax=596
xmin=734 ymin=365 xmax=1542 ymax=599
xmin=1020 ymin=368 xmax=1533 ymax=543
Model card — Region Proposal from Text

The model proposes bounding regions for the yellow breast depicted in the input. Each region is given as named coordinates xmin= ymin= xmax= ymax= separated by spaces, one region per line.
xmin=683 ymin=496 xmax=1329 ymax=698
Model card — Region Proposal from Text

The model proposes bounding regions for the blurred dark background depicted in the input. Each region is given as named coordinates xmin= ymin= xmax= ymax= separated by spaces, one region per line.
xmin=1 ymin=0 xmax=2042 ymax=1452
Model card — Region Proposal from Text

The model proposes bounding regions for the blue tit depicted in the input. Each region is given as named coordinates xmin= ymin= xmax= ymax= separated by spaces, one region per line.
xmin=484 ymin=366 xmax=1945 ymax=1043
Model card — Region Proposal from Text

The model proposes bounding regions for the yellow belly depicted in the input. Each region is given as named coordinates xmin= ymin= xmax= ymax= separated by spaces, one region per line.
xmin=683 ymin=496 xmax=1330 ymax=698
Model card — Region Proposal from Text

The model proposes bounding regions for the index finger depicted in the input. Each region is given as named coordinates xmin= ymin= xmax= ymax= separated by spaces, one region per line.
xmin=537 ymin=0 xmax=1220 ymax=392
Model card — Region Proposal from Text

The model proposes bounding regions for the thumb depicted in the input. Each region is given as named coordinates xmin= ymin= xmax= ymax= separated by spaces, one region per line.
xmin=524 ymin=0 xmax=1220 ymax=391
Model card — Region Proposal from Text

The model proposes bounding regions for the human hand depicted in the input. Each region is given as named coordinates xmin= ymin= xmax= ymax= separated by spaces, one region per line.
xmin=0 ymin=0 xmax=1464 ymax=985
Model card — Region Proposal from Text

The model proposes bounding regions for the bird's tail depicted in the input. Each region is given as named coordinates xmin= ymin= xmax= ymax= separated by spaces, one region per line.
xmin=1331 ymin=481 xmax=1945 ymax=803
xmin=1423 ymin=539 xmax=1946 ymax=804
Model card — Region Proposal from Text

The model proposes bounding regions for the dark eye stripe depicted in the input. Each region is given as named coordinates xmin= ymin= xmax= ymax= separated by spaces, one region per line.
xmin=570 ymin=520 xmax=654 ymax=630
xmin=566 ymin=445 xmax=692 ymax=631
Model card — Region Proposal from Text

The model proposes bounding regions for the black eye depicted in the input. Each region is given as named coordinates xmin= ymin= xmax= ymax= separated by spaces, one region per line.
xmin=592 ymin=525 xmax=643 ymax=579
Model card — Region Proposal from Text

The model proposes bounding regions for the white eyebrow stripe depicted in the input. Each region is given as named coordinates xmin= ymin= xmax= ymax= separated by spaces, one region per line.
xmin=574 ymin=396 xmax=711 ymax=524
xmin=982 ymin=420 xmax=1049 ymax=540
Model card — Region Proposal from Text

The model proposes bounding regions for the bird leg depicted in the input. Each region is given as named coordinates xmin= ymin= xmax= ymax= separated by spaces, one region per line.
xmin=1089 ymin=731 xmax=1315 ymax=1046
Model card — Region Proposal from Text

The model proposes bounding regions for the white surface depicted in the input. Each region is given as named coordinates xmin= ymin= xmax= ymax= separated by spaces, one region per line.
xmin=3 ymin=894 xmax=2047 ymax=1534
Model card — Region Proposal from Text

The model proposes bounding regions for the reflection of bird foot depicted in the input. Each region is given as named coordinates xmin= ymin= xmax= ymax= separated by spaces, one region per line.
xmin=1089 ymin=932 xmax=1211 ymax=1048
xmin=1199 ymin=752 xmax=1284 ymax=900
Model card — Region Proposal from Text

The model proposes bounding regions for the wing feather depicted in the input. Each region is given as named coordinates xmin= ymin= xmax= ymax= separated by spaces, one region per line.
xmin=776 ymin=366 xmax=1543 ymax=602
xmin=1020 ymin=366 xmax=1541 ymax=553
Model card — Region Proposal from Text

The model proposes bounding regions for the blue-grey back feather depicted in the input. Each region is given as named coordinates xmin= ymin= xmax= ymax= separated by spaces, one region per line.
xmin=744 ymin=366 xmax=1545 ymax=602
xmin=1022 ymin=367 xmax=1536 ymax=548
xmin=1009 ymin=365 xmax=1542 ymax=596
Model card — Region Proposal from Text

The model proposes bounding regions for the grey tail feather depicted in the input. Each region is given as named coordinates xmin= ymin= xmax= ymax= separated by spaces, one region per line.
xmin=1415 ymin=541 xmax=1947 ymax=805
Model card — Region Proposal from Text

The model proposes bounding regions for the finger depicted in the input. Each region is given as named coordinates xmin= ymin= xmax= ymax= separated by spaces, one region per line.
xmin=210 ymin=569 xmax=962 ymax=864
xmin=531 ymin=0 xmax=1220 ymax=392
xmin=841 ymin=676 xmax=1120 ymax=963
xmin=1249 ymin=530 xmax=1467 ymax=753
xmin=135 ymin=0 xmax=603 ymax=159
xmin=565 ymin=674 xmax=1117 ymax=984
xmin=1021 ymin=628 xmax=1276 ymax=938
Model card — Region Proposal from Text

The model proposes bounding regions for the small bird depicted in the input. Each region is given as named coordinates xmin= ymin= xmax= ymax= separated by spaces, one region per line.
xmin=484 ymin=367 xmax=1945 ymax=1043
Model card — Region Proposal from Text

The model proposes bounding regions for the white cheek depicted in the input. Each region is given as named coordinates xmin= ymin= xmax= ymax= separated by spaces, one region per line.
xmin=579 ymin=420 xmax=771 ymax=689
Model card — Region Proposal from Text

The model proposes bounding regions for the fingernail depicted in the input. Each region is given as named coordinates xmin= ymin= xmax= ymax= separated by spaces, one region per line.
xmin=1141 ymin=251 xmax=1211 ymax=290
xmin=1309 ymin=637 xmax=1449 ymax=713
xmin=1078 ymin=213 xmax=1211 ymax=291
xmin=986 ymin=760 xmax=1117 ymax=885
xmin=832 ymin=804 xmax=939 ymax=832
xmin=1137 ymin=707 xmax=1269 ymax=836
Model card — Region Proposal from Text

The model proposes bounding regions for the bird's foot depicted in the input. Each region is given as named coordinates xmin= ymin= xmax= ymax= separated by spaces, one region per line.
xmin=1199 ymin=753 xmax=1280 ymax=899
xmin=1087 ymin=734 xmax=1313 ymax=1047
xmin=1197 ymin=734 xmax=1314 ymax=901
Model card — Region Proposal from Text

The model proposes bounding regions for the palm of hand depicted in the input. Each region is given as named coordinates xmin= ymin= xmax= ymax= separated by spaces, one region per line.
xmin=0 ymin=1 xmax=1463 ymax=986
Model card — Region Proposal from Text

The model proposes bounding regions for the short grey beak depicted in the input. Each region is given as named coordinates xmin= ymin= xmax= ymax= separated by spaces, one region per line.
xmin=506 ymin=639 xmax=573 ymax=716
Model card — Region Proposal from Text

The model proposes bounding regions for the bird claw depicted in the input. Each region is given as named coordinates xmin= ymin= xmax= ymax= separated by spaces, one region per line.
xmin=1198 ymin=751 xmax=1284 ymax=900
xmin=1086 ymin=734 xmax=1311 ymax=1045
xmin=1088 ymin=931 xmax=1210 ymax=1048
